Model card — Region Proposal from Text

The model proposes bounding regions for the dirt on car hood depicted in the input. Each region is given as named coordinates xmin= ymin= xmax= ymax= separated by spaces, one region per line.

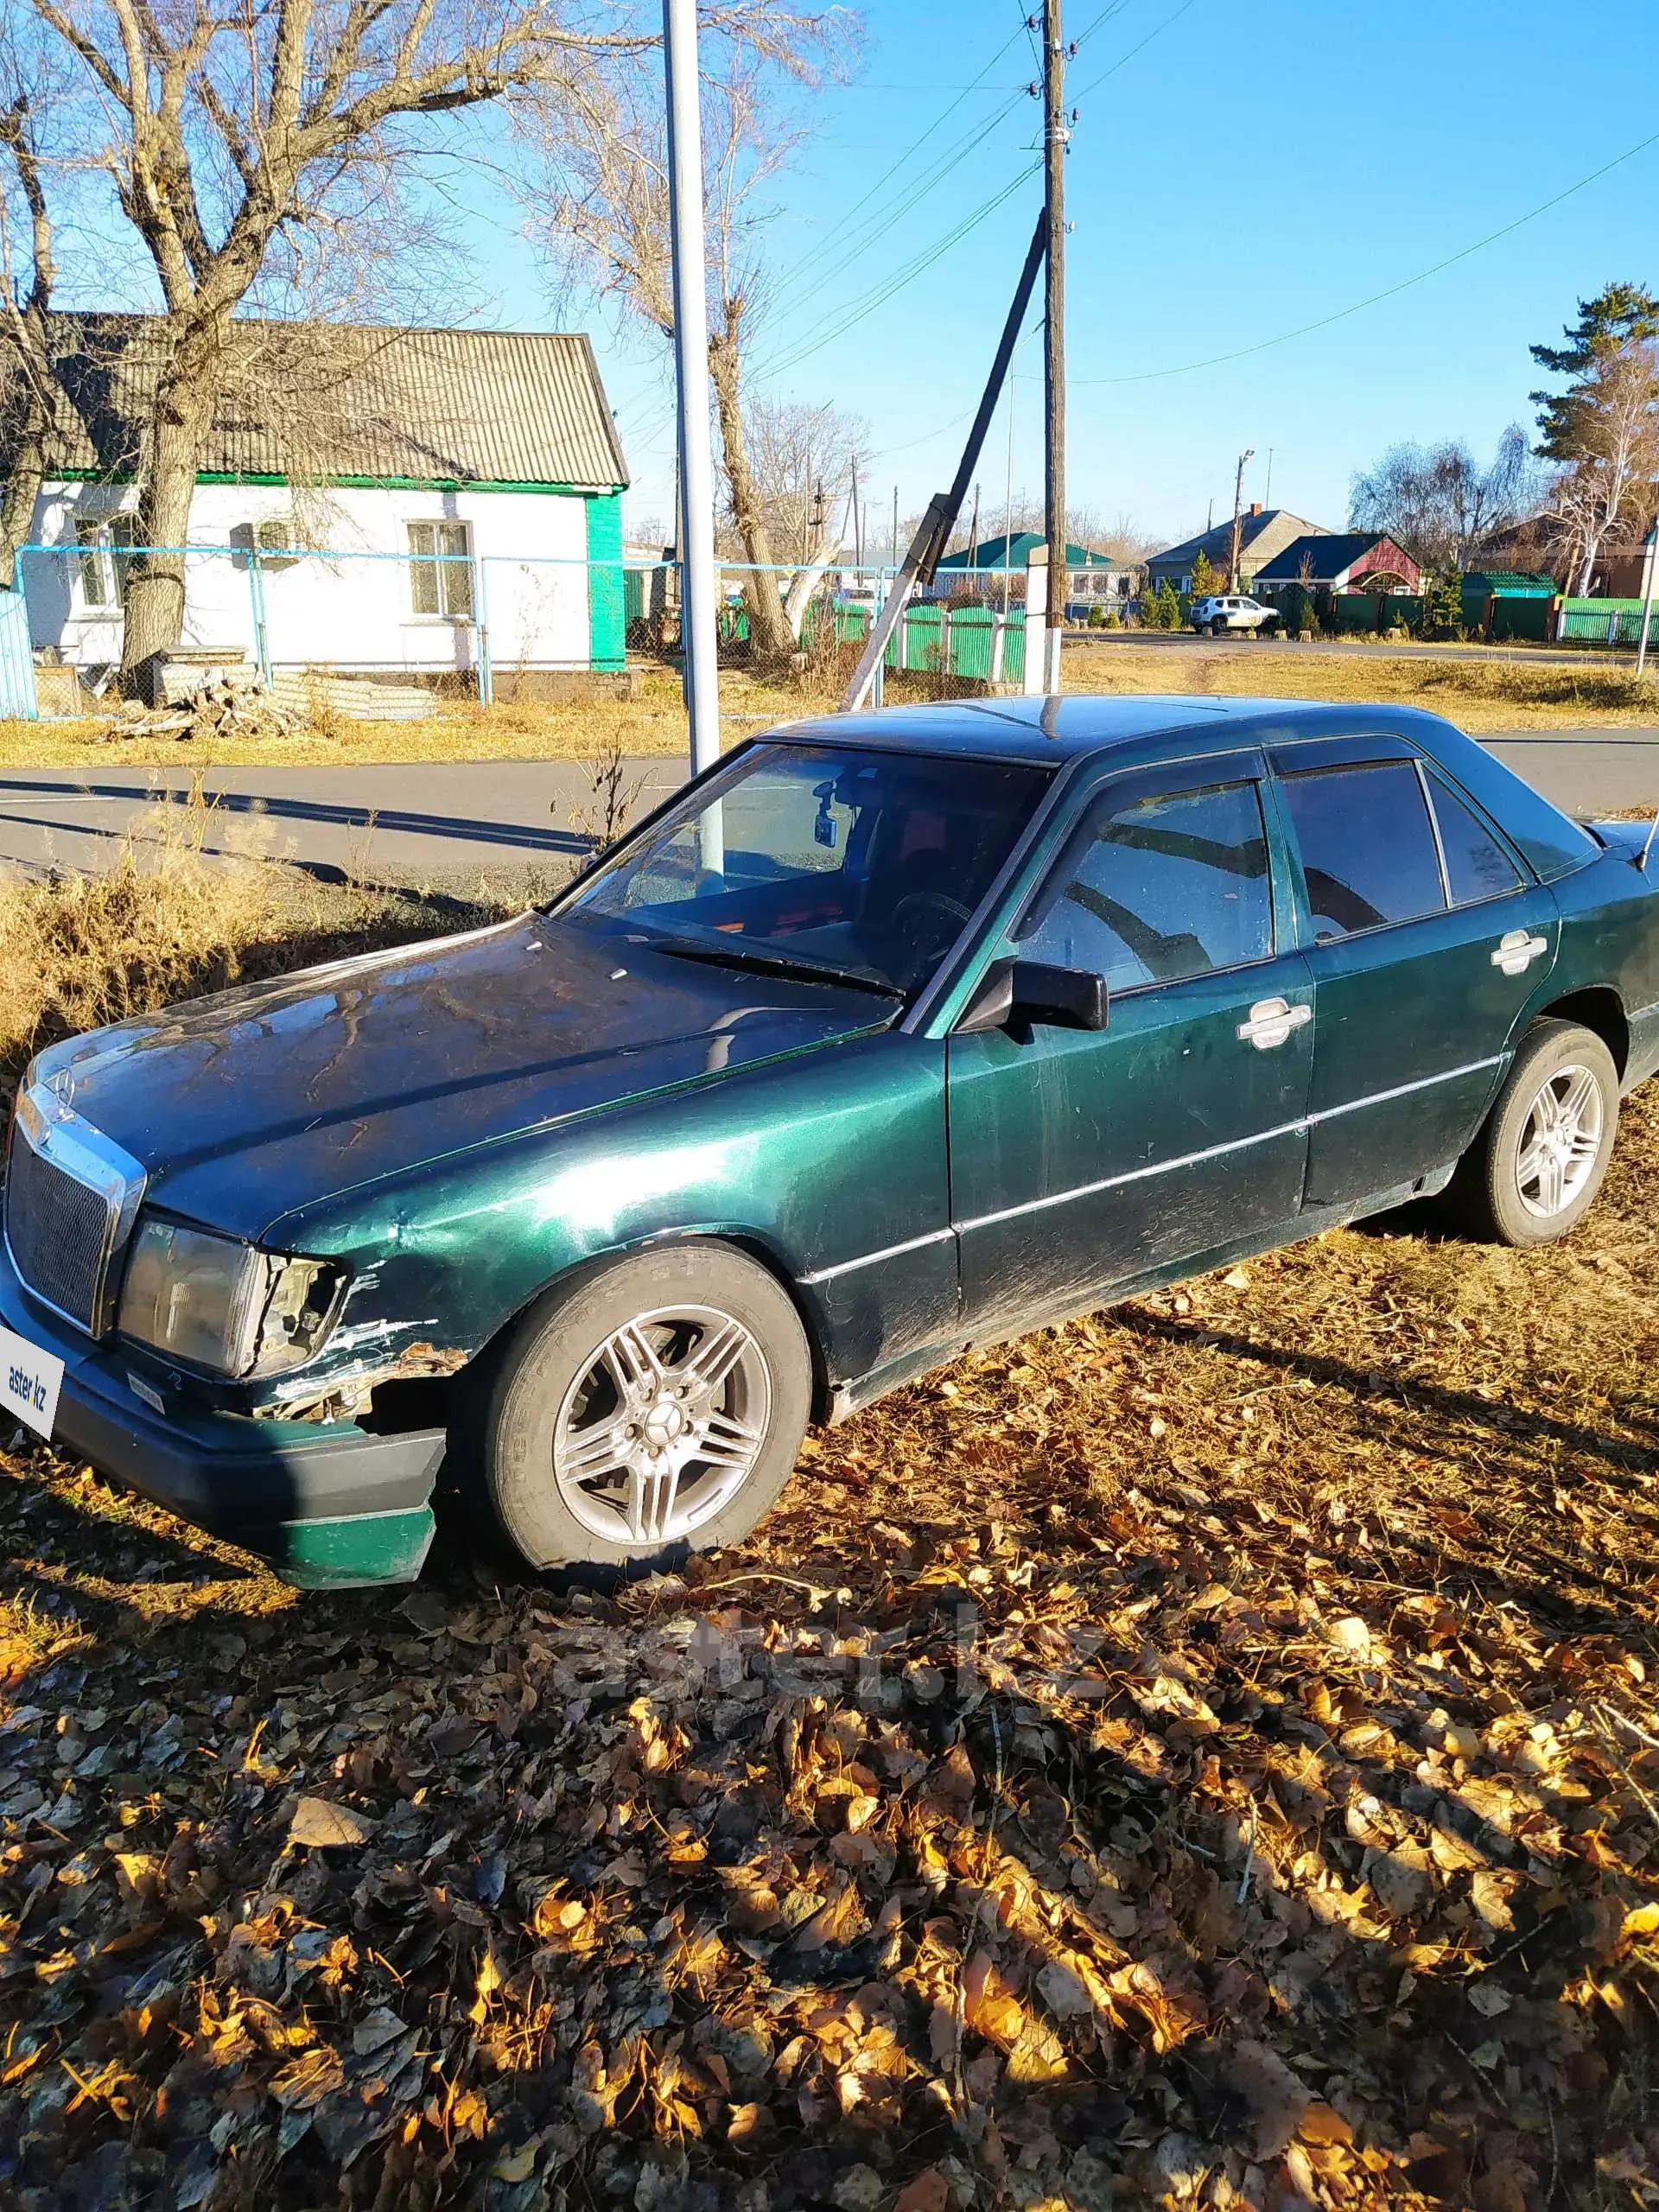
xmin=29 ymin=913 xmax=897 ymax=1239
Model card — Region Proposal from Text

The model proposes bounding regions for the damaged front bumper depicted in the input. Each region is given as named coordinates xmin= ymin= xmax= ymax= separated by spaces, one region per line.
xmin=0 ymin=1242 xmax=444 ymax=1587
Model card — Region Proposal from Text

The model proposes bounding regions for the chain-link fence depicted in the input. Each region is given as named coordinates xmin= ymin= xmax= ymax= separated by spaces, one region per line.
xmin=6 ymin=539 xmax=1058 ymax=719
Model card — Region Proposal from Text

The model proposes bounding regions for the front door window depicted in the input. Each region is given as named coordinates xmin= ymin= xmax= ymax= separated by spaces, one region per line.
xmin=1019 ymin=776 xmax=1274 ymax=988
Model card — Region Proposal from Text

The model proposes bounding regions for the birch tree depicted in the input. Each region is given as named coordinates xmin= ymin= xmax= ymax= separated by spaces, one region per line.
xmin=1349 ymin=429 xmax=1536 ymax=572
xmin=1536 ymin=337 xmax=1659 ymax=594
xmin=524 ymin=10 xmax=855 ymax=663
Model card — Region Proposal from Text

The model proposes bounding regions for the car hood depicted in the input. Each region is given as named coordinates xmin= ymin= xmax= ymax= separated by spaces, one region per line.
xmin=29 ymin=914 xmax=897 ymax=1240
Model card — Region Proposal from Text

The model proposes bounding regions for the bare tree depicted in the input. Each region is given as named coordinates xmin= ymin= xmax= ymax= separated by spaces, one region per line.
xmin=0 ymin=0 xmax=673 ymax=680
xmin=1350 ymin=428 xmax=1537 ymax=572
xmin=524 ymin=9 xmax=855 ymax=663
xmin=0 ymin=91 xmax=86 ymax=587
xmin=1535 ymin=339 xmax=1659 ymax=594
xmin=739 ymin=395 xmax=867 ymax=563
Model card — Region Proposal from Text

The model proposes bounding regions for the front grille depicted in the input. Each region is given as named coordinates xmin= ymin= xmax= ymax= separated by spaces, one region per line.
xmin=4 ymin=1124 xmax=116 ymax=1331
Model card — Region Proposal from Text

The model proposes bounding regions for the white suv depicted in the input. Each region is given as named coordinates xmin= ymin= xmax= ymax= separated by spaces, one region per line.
xmin=1191 ymin=594 xmax=1280 ymax=637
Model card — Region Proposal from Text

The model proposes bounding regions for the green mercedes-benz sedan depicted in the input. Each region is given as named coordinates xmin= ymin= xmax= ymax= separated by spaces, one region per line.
xmin=3 ymin=696 xmax=1655 ymax=1586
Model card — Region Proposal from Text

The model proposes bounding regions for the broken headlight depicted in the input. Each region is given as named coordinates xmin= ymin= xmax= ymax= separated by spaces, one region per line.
xmin=117 ymin=1217 xmax=346 ymax=1378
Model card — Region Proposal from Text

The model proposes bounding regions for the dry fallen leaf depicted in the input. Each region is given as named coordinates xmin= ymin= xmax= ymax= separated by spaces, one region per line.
xmin=286 ymin=1796 xmax=376 ymax=1848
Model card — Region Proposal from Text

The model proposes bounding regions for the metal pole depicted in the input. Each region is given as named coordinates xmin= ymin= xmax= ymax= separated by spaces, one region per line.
xmin=1044 ymin=0 xmax=1068 ymax=695
xmin=1002 ymin=372 xmax=1015 ymax=619
xmin=248 ymin=543 xmax=270 ymax=685
xmin=1636 ymin=520 xmax=1658 ymax=680
xmin=663 ymin=0 xmax=721 ymax=777
xmin=474 ymin=555 xmax=493 ymax=707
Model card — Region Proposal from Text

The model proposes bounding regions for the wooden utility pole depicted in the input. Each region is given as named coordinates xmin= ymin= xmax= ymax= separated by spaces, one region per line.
xmin=1228 ymin=448 xmax=1255 ymax=590
xmin=1043 ymin=0 xmax=1068 ymax=691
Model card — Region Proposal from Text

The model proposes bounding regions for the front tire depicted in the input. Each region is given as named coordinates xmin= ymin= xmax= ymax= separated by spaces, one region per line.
xmin=1451 ymin=1019 xmax=1618 ymax=1247
xmin=480 ymin=1244 xmax=813 ymax=1570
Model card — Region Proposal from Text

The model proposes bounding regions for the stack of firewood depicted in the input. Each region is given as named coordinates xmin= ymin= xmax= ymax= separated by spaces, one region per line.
xmin=100 ymin=674 xmax=300 ymax=744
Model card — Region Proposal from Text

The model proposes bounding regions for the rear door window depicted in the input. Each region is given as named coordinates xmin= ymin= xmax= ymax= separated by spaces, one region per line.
xmin=1019 ymin=777 xmax=1274 ymax=991
xmin=1427 ymin=770 xmax=1524 ymax=905
xmin=1281 ymin=762 xmax=1447 ymax=939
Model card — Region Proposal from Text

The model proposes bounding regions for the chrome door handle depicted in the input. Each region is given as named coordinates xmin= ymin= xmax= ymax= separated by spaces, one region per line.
xmin=1491 ymin=928 xmax=1548 ymax=977
xmin=1236 ymin=997 xmax=1313 ymax=1050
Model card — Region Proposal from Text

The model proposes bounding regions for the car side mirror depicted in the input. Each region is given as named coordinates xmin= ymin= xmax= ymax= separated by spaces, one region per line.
xmin=957 ymin=958 xmax=1108 ymax=1034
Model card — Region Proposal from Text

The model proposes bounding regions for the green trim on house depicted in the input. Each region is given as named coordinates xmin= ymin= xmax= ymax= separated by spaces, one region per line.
xmin=586 ymin=491 xmax=626 ymax=671
xmin=47 ymin=467 xmax=624 ymax=495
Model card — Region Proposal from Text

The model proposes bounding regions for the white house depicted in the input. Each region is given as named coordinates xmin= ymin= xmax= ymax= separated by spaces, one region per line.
xmin=13 ymin=317 xmax=631 ymax=687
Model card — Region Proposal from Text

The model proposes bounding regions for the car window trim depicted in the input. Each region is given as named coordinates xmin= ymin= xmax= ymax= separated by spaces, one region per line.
xmin=1278 ymin=756 xmax=1450 ymax=945
xmin=1414 ymin=756 xmax=1455 ymax=910
xmin=1012 ymin=766 xmax=1279 ymax=993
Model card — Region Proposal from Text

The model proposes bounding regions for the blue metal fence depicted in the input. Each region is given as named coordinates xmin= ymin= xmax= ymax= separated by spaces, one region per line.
xmin=0 ymin=585 xmax=38 ymax=720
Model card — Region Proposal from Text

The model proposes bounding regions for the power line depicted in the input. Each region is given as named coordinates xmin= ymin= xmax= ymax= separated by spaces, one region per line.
xmin=766 ymin=94 xmax=1026 ymax=321
xmin=1073 ymin=0 xmax=1205 ymax=95
xmin=1074 ymin=121 xmax=1659 ymax=385
xmin=759 ymin=164 xmax=1041 ymax=379
xmin=766 ymin=23 xmax=1030 ymax=313
xmin=1071 ymin=0 xmax=1137 ymax=50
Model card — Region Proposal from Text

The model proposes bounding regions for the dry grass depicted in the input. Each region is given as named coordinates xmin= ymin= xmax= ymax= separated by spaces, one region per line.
xmin=4 ymin=644 xmax=1653 ymax=772
xmin=0 ymin=796 xmax=512 ymax=1096
xmin=1065 ymin=640 xmax=1659 ymax=732
xmin=1 ymin=874 xmax=1657 ymax=2202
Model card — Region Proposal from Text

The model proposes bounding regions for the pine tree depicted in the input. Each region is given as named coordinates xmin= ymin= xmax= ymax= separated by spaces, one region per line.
xmin=1427 ymin=569 xmax=1465 ymax=638
xmin=1188 ymin=549 xmax=1220 ymax=601
xmin=1154 ymin=580 xmax=1181 ymax=630
xmin=1530 ymin=283 xmax=1659 ymax=461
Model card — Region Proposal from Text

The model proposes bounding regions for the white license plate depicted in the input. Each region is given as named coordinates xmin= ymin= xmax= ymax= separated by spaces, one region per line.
xmin=1 ymin=1323 xmax=64 ymax=1441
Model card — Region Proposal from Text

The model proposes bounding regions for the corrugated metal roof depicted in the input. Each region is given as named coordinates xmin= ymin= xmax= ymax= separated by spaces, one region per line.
xmin=936 ymin=531 xmax=1125 ymax=569
xmin=1147 ymin=509 xmax=1329 ymax=574
xmin=10 ymin=316 xmax=628 ymax=491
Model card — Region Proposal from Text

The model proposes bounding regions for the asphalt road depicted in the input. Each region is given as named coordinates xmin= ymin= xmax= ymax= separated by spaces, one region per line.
xmin=0 ymin=729 xmax=1655 ymax=888
xmin=0 ymin=758 xmax=687 ymax=890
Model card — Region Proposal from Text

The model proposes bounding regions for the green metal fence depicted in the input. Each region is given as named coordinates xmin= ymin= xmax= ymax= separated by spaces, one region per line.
xmin=815 ymin=598 xmax=1026 ymax=685
xmin=1558 ymin=598 xmax=1654 ymax=646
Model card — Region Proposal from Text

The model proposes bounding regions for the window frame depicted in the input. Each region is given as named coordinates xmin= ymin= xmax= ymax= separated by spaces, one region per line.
xmin=73 ymin=515 xmax=137 ymax=610
xmin=1012 ymin=758 xmax=1281 ymax=1001
xmin=406 ymin=518 xmax=474 ymax=621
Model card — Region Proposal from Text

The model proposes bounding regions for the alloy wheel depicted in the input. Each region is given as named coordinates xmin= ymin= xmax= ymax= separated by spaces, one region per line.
xmin=552 ymin=1304 xmax=772 ymax=1545
xmin=1514 ymin=1062 xmax=1604 ymax=1219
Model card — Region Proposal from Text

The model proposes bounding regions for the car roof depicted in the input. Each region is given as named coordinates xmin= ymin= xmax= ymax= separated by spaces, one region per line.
xmin=759 ymin=693 xmax=1459 ymax=769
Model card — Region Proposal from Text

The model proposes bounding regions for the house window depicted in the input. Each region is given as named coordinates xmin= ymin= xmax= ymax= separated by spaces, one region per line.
xmin=74 ymin=514 xmax=137 ymax=608
xmin=407 ymin=521 xmax=473 ymax=619
xmin=254 ymin=518 xmax=302 ymax=570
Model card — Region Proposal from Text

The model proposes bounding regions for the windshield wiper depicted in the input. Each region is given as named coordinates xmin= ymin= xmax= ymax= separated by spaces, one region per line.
xmin=641 ymin=936 xmax=903 ymax=999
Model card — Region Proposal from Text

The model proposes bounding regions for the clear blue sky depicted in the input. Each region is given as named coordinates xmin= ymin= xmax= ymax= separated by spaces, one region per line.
xmin=510 ymin=0 xmax=1659 ymax=550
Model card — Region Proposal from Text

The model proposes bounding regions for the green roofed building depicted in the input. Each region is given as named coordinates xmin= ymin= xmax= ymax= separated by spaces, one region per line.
xmin=934 ymin=532 xmax=1135 ymax=611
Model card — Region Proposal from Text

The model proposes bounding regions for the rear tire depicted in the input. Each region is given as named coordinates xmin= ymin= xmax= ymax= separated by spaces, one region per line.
xmin=480 ymin=1244 xmax=813 ymax=1570
xmin=1211 ymin=620 xmax=1228 ymax=639
xmin=1449 ymin=1019 xmax=1618 ymax=1247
